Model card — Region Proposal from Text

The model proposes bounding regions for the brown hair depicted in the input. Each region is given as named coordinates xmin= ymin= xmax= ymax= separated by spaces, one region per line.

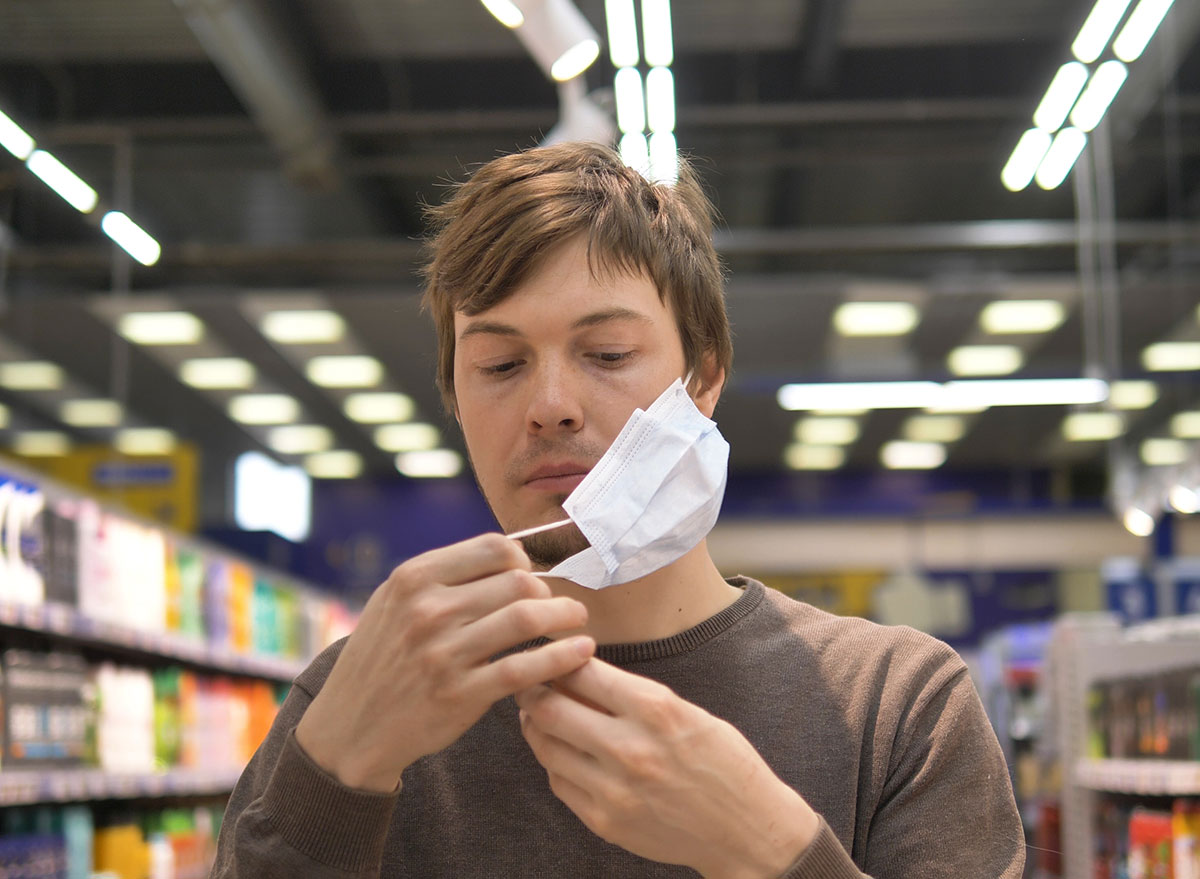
xmin=420 ymin=142 xmax=732 ymax=411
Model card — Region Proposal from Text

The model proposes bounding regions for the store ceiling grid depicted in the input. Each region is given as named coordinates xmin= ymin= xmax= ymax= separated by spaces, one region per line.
xmin=0 ymin=0 xmax=1196 ymax=483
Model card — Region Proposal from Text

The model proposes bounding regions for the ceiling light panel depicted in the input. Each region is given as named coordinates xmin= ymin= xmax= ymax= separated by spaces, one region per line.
xmin=1062 ymin=412 xmax=1123 ymax=441
xmin=396 ymin=449 xmax=463 ymax=478
xmin=344 ymin=392 xmax=415 ymax=424
xmin=118 ymin=311 xmax=205 ymax=346
xmin=784 ymin=444 xmax=845 ymax=471
xmin=60 ymin=399 xmax=124 ymax=428
xmin=375 ymin=423 xmax=440 ymax=453
xmin=795 ymin=417 xmax=859 ymax=446
xmin=180 ymin=358 xmax=257 ymax=390
xmin=1171 ymin=411 xmax=1200 ymax=439
xmin=903 ymin=415 xmax=966 ymax=443
xmin=947 ymin=345 xmax=1024 ymax=377
xmin=13 ymin=431 xmax=71 ymax=457
xmin=115 ymin=428 xmax=177 ymax=456
xmin=1143 ymin=341 xmax=1200 ymax=372
xmin=1108 ymin=380 xmax=1158 ymax=409
xmin=260 ymin=310 xmax=346 ymax=345
xmin=980 ymin=300 xmax=1067 ymax=335
xmin=306 ymin=355 xmax=384 ymax=389
xmin=228 ymin=394 xmax=301 ymax=425
xmin=267 ymin=424 xmax=335 ymax=455
xmin=0 ymin=361 xmax=63 ymax=391
xmin=833 ymin=302 xmax=920 ymax=337
xmin=881 ymin=441 xmax=947 ymax=470
xmin=305 ymin=450 xmax=363 ymax=480
xmin=1141 ymin=438 xmax=1188 ymax=467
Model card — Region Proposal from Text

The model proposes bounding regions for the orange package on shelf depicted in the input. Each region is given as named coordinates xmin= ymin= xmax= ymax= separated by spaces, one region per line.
xmin=229 ymin=562 xmax=253 ymax=655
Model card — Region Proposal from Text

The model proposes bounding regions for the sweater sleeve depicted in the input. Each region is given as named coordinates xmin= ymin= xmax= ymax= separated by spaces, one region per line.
xmin=777 ymin=651 xmax=1025 ymax=879
xmin=210 ymin=650 xmax=401 ymax=878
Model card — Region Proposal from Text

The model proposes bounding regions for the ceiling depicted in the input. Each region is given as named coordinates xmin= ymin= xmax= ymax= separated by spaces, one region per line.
xmin=0 ymin=0 xmax=1198 ymax=512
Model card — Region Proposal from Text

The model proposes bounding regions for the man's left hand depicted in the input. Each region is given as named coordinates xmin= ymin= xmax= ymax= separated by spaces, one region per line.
xmin=514 ymin=659 xmax=820 ymax=879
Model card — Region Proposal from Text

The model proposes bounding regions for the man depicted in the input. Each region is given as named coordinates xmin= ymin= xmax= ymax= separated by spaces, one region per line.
xmin=212 ymin=143 xmax=1024 ymax=878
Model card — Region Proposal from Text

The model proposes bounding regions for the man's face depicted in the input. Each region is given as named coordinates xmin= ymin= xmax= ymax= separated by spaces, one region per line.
xmin=452 ymin=236 xmax=693 ymax=569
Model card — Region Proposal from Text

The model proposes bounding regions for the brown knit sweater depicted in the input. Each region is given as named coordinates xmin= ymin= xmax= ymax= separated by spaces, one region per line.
xmin=211 ymin=578 xmax=1024 ymax=878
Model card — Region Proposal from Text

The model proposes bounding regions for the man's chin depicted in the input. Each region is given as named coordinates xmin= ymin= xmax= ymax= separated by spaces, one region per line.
xmin=520 ymin=522 xmax=590 ymax=570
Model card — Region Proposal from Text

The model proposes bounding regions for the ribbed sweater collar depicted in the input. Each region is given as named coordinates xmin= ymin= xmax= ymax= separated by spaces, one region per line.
xmin=509 ymin=577 xmax=764 ymax=667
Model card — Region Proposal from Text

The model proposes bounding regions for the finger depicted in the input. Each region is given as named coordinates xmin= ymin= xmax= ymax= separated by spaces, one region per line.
xmin=555 ymin=656 xmax=660 ymax=717
xmin=453 ymin=597 xmax=589 ymax=663
xmin=544 ymin=770 xmax=598 ymax=829
xmin=466 ymin=635 xmax=595 ymax=702
xmin=519 ymin=706 xmax=607 ymax=789
xmin=436 ymin=568 xmax=552 ymax=623
xmin=406 ymin=532 xmax=530 ymax=588
xmin=515 ymin=679 xmax=618 ymax=756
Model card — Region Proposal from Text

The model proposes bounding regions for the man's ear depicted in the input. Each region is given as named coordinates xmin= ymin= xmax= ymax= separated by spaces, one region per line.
xmin=691 ymin=352 xmax=725 ymax=418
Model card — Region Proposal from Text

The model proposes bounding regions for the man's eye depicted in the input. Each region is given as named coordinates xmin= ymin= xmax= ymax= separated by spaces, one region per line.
xmin=481 ymin=361 xmax=521 ymax=376
xmin=592 ymin=352 xmax=632 ymax=366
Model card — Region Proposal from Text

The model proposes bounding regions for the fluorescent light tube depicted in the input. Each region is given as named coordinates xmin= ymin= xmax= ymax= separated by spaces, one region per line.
xmin=1113 ymin=0 xmax=1176 ymax=62
xmin=619 ymin=131 xmax=650 ymax=178
xmin=642 ymin=0 xmax=673 ymax=67
xmin=260 ymin=310 xmax=345 ymax=344
xmin=551 ymin=40 xmax=600 ymax=82
xmin=1141 ymin=437 xmax=1187 ymax=466
xmin=1035 ymin=128 xmax=1088 ymax=190
xmin=0 ymin=361 xmax=62 ymax=391
xmin=1108 ymin=380 xmax=1157 ymax=409
xmin=119 ymin=311 xmax=204 ymax=345
xmin=648 ymin=131 xmax=678 ymax=185
xmin=939 ymin=378 xmax=1108 ymax=408
xmin=115 ymin=428 xmax=177 ymax=456
xmin=615 ymin=67 xmax=646 ymax=135
xmin=605 ymin=0 xmax=639 ymax=67
xmin=1171 ymin=411 xmax=1200 ymax=438
xmin=779 ymin=382 xmax=942 ymax=411
xmin=305 ymin=450 xmax=363 ymax=480
xmin=268 ymin=425 xmax=335 ymax=455
xmin=1070 ymin=61 xmax=1128 ymax=132
xmin=0 ymin=109 xmax=35 ymax=160
xmin=947 ymin=345 xmax=1023 ymax=377
xmin=344 ymin=392 xmax=415 ymax=424
xmin=1143 ymin=341 xmax=1200 ymax=371
xmin=646 ymin=67 xmax=675 ymax=133
xmin=375 ymin=423 xmax=440 ymax=452
xmin=881 ymin=441 xmax=946 ymax=470
xmin=480 ymin=0 xmax=523 ymax=28
xmin=306 ymin=355 xmax=384 ymax=388
xmin=1001 ymin=129 xmax=1053 ymax=192
xmin=795 ymin=417 xmax=859 ymax=446
xmin=1062 ymin=411 xmax=1123 ymax=441
xmin=13 ymin=431 xmax=70 ymax=457
xmin=228 ymin=394 xmax=300 ymax=425
xmin=903 ymin=415 xmax=966 ymax=443
xmin=101 ymin=211 xmax=161 ymax=266
xmin=784 ymin=444 xmax=845 ymax=471
xmin=26 ymin=150 xmax=98 ymax=213
xmin=1169 ymin=485 xmax=1199 ymax=514
xmin=180 ymin=358 xmax=256 ymax=389
xmin=396 ymin=449 xmax=463 ymax=478
xmin=833 ymin=302 xmax=920 ymax=337
xmin=1072 ymin=0 xmax=1135 ymax=62
xmin=1123 ymin=507 xmax=1154 ymax=536
xmin=980 ymin=300 xmax=1067 ymax=334
xmin=0 ymin=403 xmax=7 ymax=429
xmin=61 ymin=399 xmax=124 ymax=428
xmin=1034 ymin=62 xmax=1091 ymax=131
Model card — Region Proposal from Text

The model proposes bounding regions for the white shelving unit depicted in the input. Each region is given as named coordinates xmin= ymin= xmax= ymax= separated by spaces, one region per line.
xmin=1047 ymin=614 xmax=1200 ymax=879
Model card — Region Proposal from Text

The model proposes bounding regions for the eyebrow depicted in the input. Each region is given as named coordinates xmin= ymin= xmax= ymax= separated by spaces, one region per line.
xmin=457 ymin=307 xmax=653 ymax=342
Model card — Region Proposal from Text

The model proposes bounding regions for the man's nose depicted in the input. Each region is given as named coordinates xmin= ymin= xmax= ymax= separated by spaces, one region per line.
xmin=526 ymin=364 xmax=584 ymax=435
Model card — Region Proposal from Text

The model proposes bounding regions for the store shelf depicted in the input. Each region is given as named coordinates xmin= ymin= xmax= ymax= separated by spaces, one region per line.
xmin=1075 ymin=758 xmax=1200 ymax=795
xmin=0 ymin=599 xmax=307 ymax=682
xmin=0 ymin=766 xmax=243 ymax=806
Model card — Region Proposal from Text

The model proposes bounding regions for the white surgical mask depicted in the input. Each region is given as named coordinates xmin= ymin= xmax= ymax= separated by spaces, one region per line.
xmin=507 ymin=374 xmax=729 ymax=590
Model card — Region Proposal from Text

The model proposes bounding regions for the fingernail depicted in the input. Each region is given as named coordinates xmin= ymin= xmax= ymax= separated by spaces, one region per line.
xmin=573 ymin=636 xmax=594 ymax=658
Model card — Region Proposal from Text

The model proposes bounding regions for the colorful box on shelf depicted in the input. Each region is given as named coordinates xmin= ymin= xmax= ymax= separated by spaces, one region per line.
xmin=0 ymin=464 xmax=357 ymax=677
xmin=1076 ymin=758 xmax=1200 ymax=795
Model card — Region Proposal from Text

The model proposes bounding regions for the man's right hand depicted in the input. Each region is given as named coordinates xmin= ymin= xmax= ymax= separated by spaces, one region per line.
xmin=294 ymin=532 xmax=593 ymax=792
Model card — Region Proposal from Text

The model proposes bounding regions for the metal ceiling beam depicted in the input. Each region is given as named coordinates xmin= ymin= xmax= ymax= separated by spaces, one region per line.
xmin=798 ymin=0 xmax=847 ymax=94
xmin=7 ymin=221 xmax=1198 ymax=276
xmin=170 ymin=0 xmax=339 ymax=188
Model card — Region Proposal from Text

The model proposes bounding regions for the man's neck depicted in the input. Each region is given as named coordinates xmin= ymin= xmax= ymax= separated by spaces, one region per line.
xmin=541 ymin=540 xmax=743 ymax=645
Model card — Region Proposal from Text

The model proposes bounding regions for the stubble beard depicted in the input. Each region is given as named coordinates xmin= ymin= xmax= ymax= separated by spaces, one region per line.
xmin=519 ymin=498 xmax=591 ymax=569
